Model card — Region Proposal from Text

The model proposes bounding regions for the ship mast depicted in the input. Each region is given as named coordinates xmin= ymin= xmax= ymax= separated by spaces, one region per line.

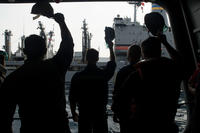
xmin=128 ymin=1 xmax=142 ymax=23
xmin=37 ymin=21 xmax=55 ymax=58
xmin=81 ymin=19 xmax=92 ymax=63
xmin=38 ymin=21 xmax=47 ymax=43
xmin=134 ymin=3 xmax=137 ymax=23
xmin=48 ymin=31 xmax=54 ymax=48
xmin=47 ymin=29 xmax=55 ymax=58
xmin=3 ymin=30 xmax=12 ymax=60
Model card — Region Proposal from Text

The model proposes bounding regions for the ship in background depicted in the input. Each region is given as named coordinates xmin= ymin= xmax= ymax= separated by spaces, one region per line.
xmin=3 ymin=2 xmax=176 ymax=78
xmin=113 ymin=2 xmax=175 ymax=65
xmin=2 ymin=18 xmax=108 ymax=81
xmin=3 ymin=21 xmax=55 ymax=61
xmin=3 ymin=21 xmax=56 ymax=75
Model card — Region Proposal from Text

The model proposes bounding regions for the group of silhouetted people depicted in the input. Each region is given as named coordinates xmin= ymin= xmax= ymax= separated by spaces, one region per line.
xmin=0 ymin=11 xmax=184 ymax=133
xmin=112 ymin=35 xmax=183 ymax=133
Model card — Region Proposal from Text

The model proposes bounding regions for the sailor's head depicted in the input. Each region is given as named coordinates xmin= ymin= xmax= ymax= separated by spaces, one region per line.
xmin=127 ymin=44 xmax=141 ymax=64
xmin=24 ymin=34 xmax=47 ymax=59
xmin=141 ymin=37 xmax=161 ymax=59
xmin=144 ymin=12 xmax=165 ymax=36
xmin=86 ymin=48 xmax=99 ymax=64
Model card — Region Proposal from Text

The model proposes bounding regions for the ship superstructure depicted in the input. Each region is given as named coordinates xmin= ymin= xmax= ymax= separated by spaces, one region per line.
xmin=113 ymin=3 xmax=175 ymax=62
xmin=113 ymin=2 xmax=149 ymax=62
xmin=113 ymin=14 xmax=148 ymax=61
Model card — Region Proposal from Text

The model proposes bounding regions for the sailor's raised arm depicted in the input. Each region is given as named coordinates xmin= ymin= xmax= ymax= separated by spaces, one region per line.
xmin=159 ymin=34 xmax=182 ymax=63
xmin=53 ymin=13 xmax=74 ymax=71
xmin=104 ymin=38 xmax=116 ymax=81
xmin=106 ymin=39 xmax=116 ymax=62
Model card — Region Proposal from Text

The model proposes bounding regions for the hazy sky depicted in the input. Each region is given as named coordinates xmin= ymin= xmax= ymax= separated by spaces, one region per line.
xmin=0 ymin=2 xmax=151 ymax=57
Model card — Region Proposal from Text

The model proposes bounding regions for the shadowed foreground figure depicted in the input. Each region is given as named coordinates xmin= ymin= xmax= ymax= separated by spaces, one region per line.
xmin=0 ymin=13 xmax=74 ymax=133
xmin=111 ymin=45 xmax=141 ymax=133
xmin=120 ymin=36 xmax=183 ymax=133
xmin=69 ymin=39 xmax=116 ymax=133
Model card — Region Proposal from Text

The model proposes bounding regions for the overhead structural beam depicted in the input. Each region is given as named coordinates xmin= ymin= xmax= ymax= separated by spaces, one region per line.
xmin=0 ymin=0 xmax=148 ymax=3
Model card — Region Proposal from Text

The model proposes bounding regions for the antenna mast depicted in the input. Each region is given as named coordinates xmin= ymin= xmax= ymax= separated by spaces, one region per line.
xmin=4 ymin=30 xmax=12 ymax=60
xmin=81 ymin=19 xmax=92 ymax=63
xmin=38 ymin=21 xmax=47 ymax=43
xmin=128 ymin=1 xmax=142 ymax=23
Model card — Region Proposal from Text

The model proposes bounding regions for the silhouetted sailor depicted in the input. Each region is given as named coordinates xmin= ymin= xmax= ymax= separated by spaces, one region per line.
xmin=120 ymin=36 xmax=182 ymax=133
xmin=0 ymin=13 xmax=74 ymax=133
xmin=112 ymin=44 xmax=141 ymax=133
xmin=69 ymin=30 xmax=116 ymax=133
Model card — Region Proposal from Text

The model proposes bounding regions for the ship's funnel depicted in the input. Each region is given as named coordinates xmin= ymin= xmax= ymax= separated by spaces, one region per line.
xmin=144 ymin=12 xmax=165 ymax=36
